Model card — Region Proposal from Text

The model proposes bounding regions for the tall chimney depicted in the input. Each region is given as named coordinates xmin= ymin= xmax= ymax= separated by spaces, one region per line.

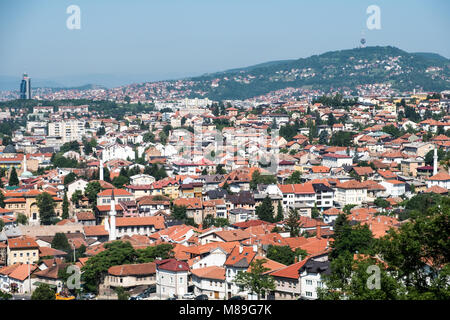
xmin=239 ymin=246 xmax=243 ymax=254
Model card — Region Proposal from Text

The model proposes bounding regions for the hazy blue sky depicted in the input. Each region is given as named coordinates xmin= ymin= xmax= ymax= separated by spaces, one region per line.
xmin=0 ymin=0 xmax=449 ymax=83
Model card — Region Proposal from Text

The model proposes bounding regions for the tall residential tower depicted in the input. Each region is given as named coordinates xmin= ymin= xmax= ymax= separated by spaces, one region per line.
xmin=20 ymin=73 xmax=31 ymax=99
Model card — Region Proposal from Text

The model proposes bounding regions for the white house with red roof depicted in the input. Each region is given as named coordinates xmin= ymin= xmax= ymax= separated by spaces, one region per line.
xmin=380 ymin=180 xmax=406 ymax=197
xmin=321 ymin=153 xmax=353 ymax=168
xmin=191 ymin=266 xmax=226 ymax=299
xmin=426 ymin=171 xmax=450 ymax=190
xmin=96 ymin=189 xmax=133 ymax=206
xmin=155 ymin=259 xmax=189 ymax=298
xmin=335 ymin=180 xmax=368 ymax=206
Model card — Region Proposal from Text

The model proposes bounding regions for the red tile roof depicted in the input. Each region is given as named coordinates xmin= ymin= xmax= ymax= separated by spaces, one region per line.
xmin=270 ymin=259 xmax=308 ymax=279
xmin=8 ymin=237 xmax=39 ymax=249
xmin=191 ymin=266 xmax=226 ymax=281
xmin=108 ymin=262 xmax=156 ymax=276
xmin=155 ymin=258 xmax=189 ymax=272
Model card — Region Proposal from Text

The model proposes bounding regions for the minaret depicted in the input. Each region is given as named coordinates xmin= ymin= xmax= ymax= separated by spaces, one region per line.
xmin=433 ymin=147 xmax=438 ymax=176
xmin=99 ymin=158 xmax=104 ymax=181
xmin=23 ymin=154 xmax=27 ymax=173
xmin=108 ymin=191 xmax=117 ymax=241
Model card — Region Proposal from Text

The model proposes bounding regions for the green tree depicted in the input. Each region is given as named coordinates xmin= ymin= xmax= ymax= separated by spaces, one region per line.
xmin=377 ymin=197 xmax=450 ymax=299
xmin=31 ymin=284 xmax=55 ymax=300
xmin=374 ymin=198 xmax=390 ymax=209
xmin=215 ymin=164 xmax=226 ymax=175
xmin=202 ymin=214 xmax=215 ymax=229
xmin=115 ymin=287 xmax=130 ymax=300
xmin=171 ymin=205 xmax=187 ymax=221
xmin=255 ymin=196 xmax=274 ymax=222
xmin=63 ymin=172 xmax=77 ymax=187
xmin=112 ymin=175 xmax=129 ymax=188
xmin=17 ymin=213 xmax=28 ymax=225
xmin=285 ymin=208 xmax=301 ymax=237
xmin=318 ymin=253 xmax=400 ymax=300
xmin=285 ymin=171 xmax=302 ymax=184
xmin=329 ymin=131 xmax=354 ymax=147
xmin=266 ymin=245 xmax=308 ymax=265
xmin=0 ymin=191 xmax=5 ymax=208
xmin=136 ymin=243 xmax=173 ymax=263
xmin=311 ymin=204 xmax=320 ymax=219
xmin=319 ymin=130 xmax=329 ymax=145
xmin=424 ymin=148 xmax=446 ymax=166
xmin=250 ymin=170 xmax=276 ymax=190
xmin=330 ymin=214 xmax=374 ymax=260
xmin=62 ymin=193 xmax=70 ymax=220
xmin=8 ymin=167 xmax=19 ymax=186
xmin=275 ymin=201 xmax=284 ymax=222
xmin=71 ymin=190 xmax=83 ymax=207
xmin=84 ymin=181 xmax=103 ymax=207
xmin=81 ymin=241 xmax=138 ymax=293
xmin=0 ymin=220 xmax=4 ymax=232
xmin=234 ymin=258 xmax=276 ymax=299
xmin=382 ymin=125 xmax=402 ymax=139
xmin=37 ymin=192 xmax=56 ymax=225
xmin=51 ymin=233 xmax=71 ymax=253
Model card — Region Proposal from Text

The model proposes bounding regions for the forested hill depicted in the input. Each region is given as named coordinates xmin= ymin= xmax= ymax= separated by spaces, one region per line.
xmin=183 ymin=46 xmax=449 ymax=100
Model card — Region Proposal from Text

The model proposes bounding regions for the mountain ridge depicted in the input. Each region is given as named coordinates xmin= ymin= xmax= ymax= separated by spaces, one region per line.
xmin=183 ymin=46 xmax=449 ymax=100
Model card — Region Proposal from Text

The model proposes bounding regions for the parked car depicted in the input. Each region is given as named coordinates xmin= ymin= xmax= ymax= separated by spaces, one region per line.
xmin=80 ymin=293 xmax=96 ymax=300
xmin=129 ymin=295 xmax=143 ymax=300
xmin=195 ymin=294 xmax=209 ymax=300
xmin=182 ymin=293 xmax=195 ymax=300
xmin=228 ymin=296 xmax=245 ymax=300
xmin=138 ymin=292 xmax=149 ymax=299
xmin=144 ymin=285 xmax=156 ymax=294
xmin=166 ymin=296 xmax=177 ymax=300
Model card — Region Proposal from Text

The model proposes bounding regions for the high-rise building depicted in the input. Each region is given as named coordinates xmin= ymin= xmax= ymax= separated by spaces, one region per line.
xmin=48 ymin=119 xmax=86 ymax=143
xmin=20 ymin=73 xmax=31 ymax=99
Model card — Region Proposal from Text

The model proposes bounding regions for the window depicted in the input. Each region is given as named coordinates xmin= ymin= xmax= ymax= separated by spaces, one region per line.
xmin=306 ymin=292 xmax=312 ymax=297
xmin=306 ymin=280 xmax=312 ymax=285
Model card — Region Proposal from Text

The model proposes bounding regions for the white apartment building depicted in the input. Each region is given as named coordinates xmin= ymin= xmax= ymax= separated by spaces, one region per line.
xmin=322 ymin=153 xmax=353 ymax=168
xmin=101 ymin=144 xmax=135 ymax=162
xmin=48 ymin=119 xmax=86 ymax=143
xmin=380 ymin=180 xmax=406 ymax=197
xmin=279 ymin=183 xmax=334 ymax=212
xmin=335 ymin=180 xmax=368 ymax=206
xmin=130 ymin=174 xmax=155 ymax=186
